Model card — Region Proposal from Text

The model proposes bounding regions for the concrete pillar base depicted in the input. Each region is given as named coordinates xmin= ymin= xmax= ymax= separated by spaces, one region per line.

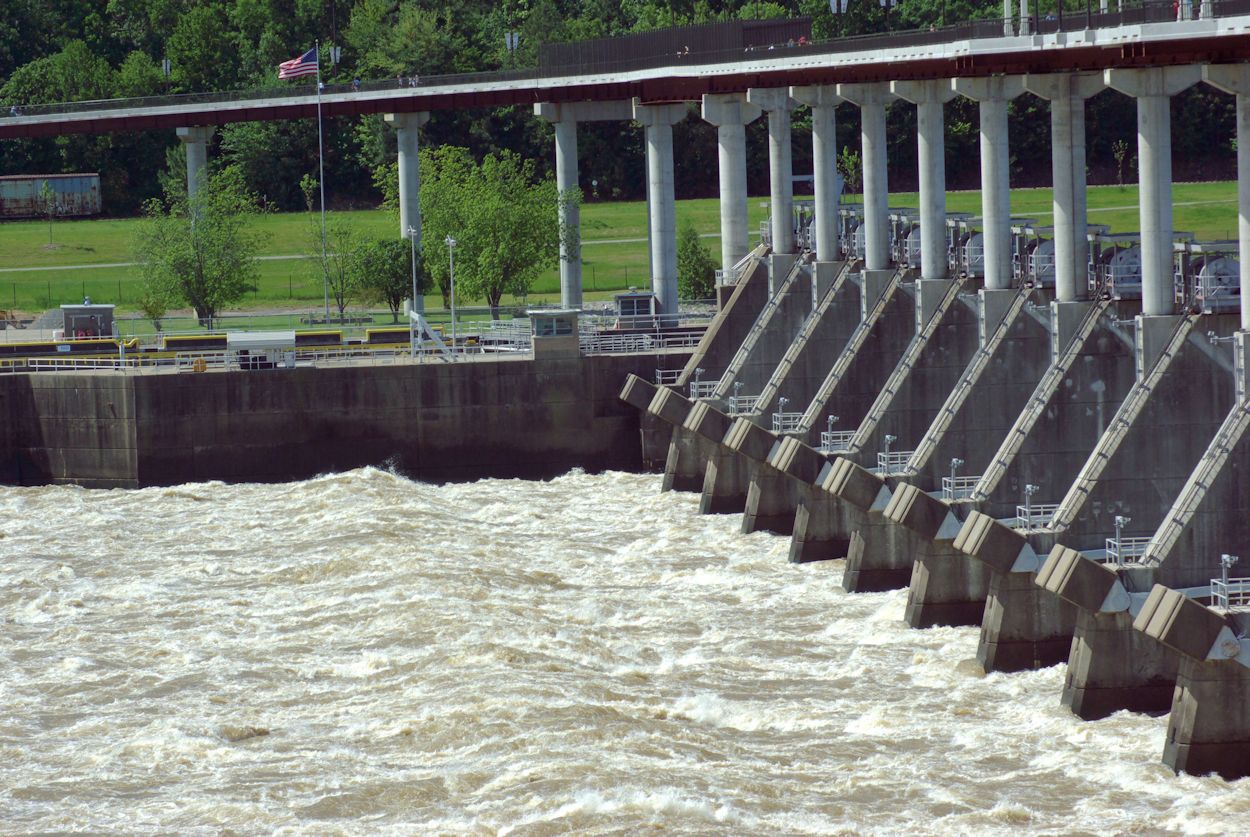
xmin=700 ymin=448 xmax=749 ymax=514
xmin=1165 ymin=657 xmax=1250 ymax=779
xmin=662 ymin=426 xmax=711 ymax=493
xmin=743 ymin=466 xmax=798 ymax=535
xmin=640 ymin=413 xmax=671 ymax=472
xmin=905 ymin=544 xmax=990 ymax=628
xmin=977 ymin=568 xmax=1077 ymax=672
xmin=843 ymin=514 xmax=916 ymax=592
xmin=769 ymin=253 xmax=798 ymax=293
xmin=1063 ymin=609 xmax=1179 ymax=720
xmin=789 ymin=491 xmax=851 ymax=563
xmin=814 ymin=261 xmax=844 ymax=300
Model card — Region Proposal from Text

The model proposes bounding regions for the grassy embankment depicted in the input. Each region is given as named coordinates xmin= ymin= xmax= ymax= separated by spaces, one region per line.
xmin=0 ymin=181 xmax=1238 ymax=319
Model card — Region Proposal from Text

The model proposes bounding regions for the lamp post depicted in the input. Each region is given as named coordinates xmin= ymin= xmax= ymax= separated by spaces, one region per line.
xmin=445 ymin=234 xmax=457 ymax=350
xmin=406 ymin=226 xmax=422 ymax=315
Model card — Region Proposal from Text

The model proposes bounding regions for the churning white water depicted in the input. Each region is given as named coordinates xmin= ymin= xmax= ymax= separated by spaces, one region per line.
xmin=0 ymin=468 xmax=1246 ymax=834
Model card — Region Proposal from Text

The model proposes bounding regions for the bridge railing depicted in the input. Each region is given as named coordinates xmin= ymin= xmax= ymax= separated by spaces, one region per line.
xmin=0 ymin=0 xmax=1216 ymax=122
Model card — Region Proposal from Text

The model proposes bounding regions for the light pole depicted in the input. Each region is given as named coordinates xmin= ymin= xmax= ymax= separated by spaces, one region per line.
xmin=445 ymin=234 xmax=457 ymax=350
xmin=406 ymin=226 xmax=422 ymax=315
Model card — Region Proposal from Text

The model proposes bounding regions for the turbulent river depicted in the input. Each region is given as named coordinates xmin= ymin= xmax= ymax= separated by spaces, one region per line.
xmin=1 ymin=468 xmax=1247 ymax=834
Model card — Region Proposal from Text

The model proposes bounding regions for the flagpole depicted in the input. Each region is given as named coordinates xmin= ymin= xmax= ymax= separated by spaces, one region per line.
xmin=315 ymin=38 xmax=329 ymax=323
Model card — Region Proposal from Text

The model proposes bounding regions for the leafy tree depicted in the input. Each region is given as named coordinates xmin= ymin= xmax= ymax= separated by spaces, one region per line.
xmin=134 ymin=168 xmax=264 ymax=327
xmin=353 ymin=237 xmax=425 ymax=322
xmin=677 ymin=221 xmax=717 ymax=301
xmin=434 ymin=149 xmax=564 ymax=318
xmin=301 ymin=173 xmax=358 ymax=319
xmin=837 ymin=145 xmax=863 ymax=195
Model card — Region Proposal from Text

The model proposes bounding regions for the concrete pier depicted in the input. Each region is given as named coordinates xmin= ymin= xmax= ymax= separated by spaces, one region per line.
xmin=701 ymin=94 xmax=762 ymax=270
xmin=837 ymin=84 xmax=892 ymax=271
xmin=748 ymin=88 xmax=797 ymax=256
xmin=1136 ymin=585 xmax=1250 ymax=778
xmin=633 ymin=100 xmax=688 ymax=321
xmin=175 ymin=125 xmax=215 ymax=199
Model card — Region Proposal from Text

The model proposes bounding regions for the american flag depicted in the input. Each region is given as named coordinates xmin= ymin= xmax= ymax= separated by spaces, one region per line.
xmin=277 ymin=47 xmax=319 ymax=80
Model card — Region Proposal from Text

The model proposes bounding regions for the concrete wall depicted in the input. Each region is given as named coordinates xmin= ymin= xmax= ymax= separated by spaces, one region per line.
xmin=915 ymin=305 xmax=1052 ymax=491
xmin=763 ymin=275 xmax=862 ymax=414
xmin=797 ymin=282 xmax=916 ymax=447
xmin=855 ymin=296 xmax=980 ymax=466
xmin=1058 ymin=325 xmax=1234 ymax=550
xmin=683 ymin=257 xmax=768 ymax=386
xmin=3 ymin=373 xmax=138 ymax=488
xmin=984 ymin=311 xmax=1139 ymax=518
xmin=3 ymin=350 xmax=688 ymax=488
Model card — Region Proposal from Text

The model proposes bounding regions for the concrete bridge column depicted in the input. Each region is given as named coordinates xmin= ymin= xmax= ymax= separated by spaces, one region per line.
xmin=837 ymin=83 xmax=893 ymax=272
xmin=176 ymin=126 xmax=215 ymax=200
xmin=1019 ymin=0 xmax=1032 ymax=35
xmin=1106 ymin=66 xmax=1202 ymax=316
xmin=791 ymin=86 xmax=842 ymax=264
xmin=536 ymin=101 xmax=635 ymax=309
xmin=634 ymin=99 xmax=689 ymax=322
xmin=892 ymin=80 xmax=957 ymax=282
xmin=954 ymin=76 xmax=1025 ymax=290
xmin=1203 ymin=66 xmax=1250 ymax=331
xmin=748 ymin=88 xmax=797 ymax=256
xmin=383 ymin=112 xmax=430 ymax=310
xmin=701 ymin=94 xmax=762 ymax=271
xmin=1025 ymin=73 xmax=1104 ymax=302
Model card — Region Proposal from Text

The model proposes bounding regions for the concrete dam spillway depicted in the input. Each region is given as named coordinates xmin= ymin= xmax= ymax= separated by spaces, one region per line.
xmin=624 ymin=241 xmax=1250 ymax=782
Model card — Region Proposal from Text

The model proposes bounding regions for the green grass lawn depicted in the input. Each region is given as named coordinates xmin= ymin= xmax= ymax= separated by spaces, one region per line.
xmin=0 ymin=182 xmax=1238 ymax=317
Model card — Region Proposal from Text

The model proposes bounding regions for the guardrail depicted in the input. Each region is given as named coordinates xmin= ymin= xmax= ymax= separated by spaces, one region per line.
xmin=728 ymin=394 xmax=759 ymax=415
xmin=1210 ymin=577 xmax=1250 ymax=610
xmin=1103 ymin=536 xmax=1151 ymax=566
xmin=941 ymin=475 xmax=981 ymax=501
xmin=820 ymin=430 xmax=856 ymax=454
xmin=1015 ymin=503 xmax=1060 ymax=529
xmin=877 ymin=450 xmax=915 ymax=475
xmin=772 ymin=411 xmax=804 ymax=433
xmin=689 ymin=379 xmax=720 ymax=399
xmin=655 ymin=368 xmax=683 ymax=385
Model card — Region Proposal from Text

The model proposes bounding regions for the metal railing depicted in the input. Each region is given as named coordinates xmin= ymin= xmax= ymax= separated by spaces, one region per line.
xmin=942 ymin=475 xmax=981 ymax=501
xmin=1103 ymin=536 xmax=1151 ymax=566
xmin=655 ymin=368 xmax=682 ymax=385
xmin=877 ymin=450 xmax=915 ymax=475
xmin=1210 ymin=577 xmax=1250 ymax=610
xmin=772 ymin=411 xmax=804 ymax=433
xmin=727 ymin=394 xmax=759 ymax=415
xmin=689 ymin=379 xmax=720 ymax=399
xmin=820 ymin=430 xmax=856 ymax=453
xmin=1015 ymin=503 xmax=1059 ymax=529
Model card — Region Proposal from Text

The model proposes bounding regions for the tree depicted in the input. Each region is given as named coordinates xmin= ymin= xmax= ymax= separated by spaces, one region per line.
xmin=677 ymin=221 xmax=717 ymax=301
xmin=301 ymin=173 xmax=359 ymax=320
xmin=457 ymin=150 xmax=565 ymax=318
xmin=353 ymin=238 xmax=425 ymax=323
xmin=134 ymin=168 xmax=264 ymax=327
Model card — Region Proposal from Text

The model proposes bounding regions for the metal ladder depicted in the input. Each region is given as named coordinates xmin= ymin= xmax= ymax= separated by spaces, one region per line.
xmin=1049 ymin=314 xmax=1198 ymax=530
xmin=797 ymin=267 xmax=905 ymax=433
xmin=905 ymin=285 xmax=1030 ymax=474
xmin=749 ymin=261 xmax=854 ymax=416
xmin=844 ymin=277 xmax=968 ymax=455
xmin=973 ymin=299 xmax=1111 ymax=500
xmin=1142 ymin=398 xmax=1250 ymax=566
xmin=712 ymin=257 xmax=806 ymax=400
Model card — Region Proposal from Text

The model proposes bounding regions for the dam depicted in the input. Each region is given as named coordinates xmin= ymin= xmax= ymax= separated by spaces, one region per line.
xmin=4 ymin=5 xmax=1250 ymax=801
